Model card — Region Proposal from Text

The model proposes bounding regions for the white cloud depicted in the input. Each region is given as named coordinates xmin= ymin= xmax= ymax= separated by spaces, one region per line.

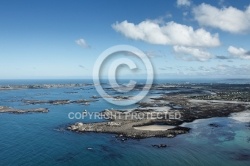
xmin=75 ymin=38 xmax=90 ymax=48
xmin=228 ymin=46 xmax=250 ymax=60
xmin=177 ymin=0 xmax=191 ymax=7
xmin=158 ymin=64 xmax=250 ymax=77
xmin=112 ymin=20 xmax=220 ymax=47
xmin=173 ymin=45 xmax=213 ymax=61
xmin=193 ymin=3 xmax=250 ymax=33
xmin=183 ymin=12 xmax=188 ymax=16
xmin=211 ymin=64 xmax=250 ymax=76
xmin=216 ymin=64 xmax=230 ymax=70
xmin=145 ymin=50 xmax=165 ymax=58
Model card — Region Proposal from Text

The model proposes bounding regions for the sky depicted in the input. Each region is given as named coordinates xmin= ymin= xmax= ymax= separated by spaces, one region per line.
xmin=0 ymin=0 xmax=250 ymax=79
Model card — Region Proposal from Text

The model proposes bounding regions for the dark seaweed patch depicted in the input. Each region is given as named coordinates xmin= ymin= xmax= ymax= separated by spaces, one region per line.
xmin=55 ymin=152 xmax=78 ymax=163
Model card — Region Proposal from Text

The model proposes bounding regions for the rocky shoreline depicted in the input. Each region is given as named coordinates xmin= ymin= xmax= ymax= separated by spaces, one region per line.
xmin=68 ymin=120 xmax=190 ymax=139
xmin=23 ymin=99 xmax=98 ymax=105
xmin=0 ymin=106 xmax=49 ymax=114
xmin=68 ymin=84 xmax=250 ymax=139
xmin=1 ymin=82 xmax=250 ymax=139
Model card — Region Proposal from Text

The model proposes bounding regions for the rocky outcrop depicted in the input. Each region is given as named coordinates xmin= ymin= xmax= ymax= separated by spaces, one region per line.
xmin=0 ymin=106 xmax=49 ymax=114
xmin=67 ymin=110 xmax=190 ymax=139
xmin=23 ymin=99 xmax=98 ymax=105
xmin=68 ymin=85 xmax=250 ymax=139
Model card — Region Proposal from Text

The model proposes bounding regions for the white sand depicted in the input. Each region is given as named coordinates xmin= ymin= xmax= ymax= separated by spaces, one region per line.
xmin=134 ymin=125 xmax=176 ymax=131
xmin=229 ymin=110 xmax=250 ymax=123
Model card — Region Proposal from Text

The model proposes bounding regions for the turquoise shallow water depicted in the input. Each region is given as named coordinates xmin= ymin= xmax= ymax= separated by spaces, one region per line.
xmin=0 ymin=79 xmax=249 ymax=166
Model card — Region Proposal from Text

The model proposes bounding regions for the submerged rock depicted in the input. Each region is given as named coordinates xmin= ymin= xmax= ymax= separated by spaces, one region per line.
xmin=209 ymin=123 xmax=221 ymax=128
xmin=152 ymin=144 xmax=169 ymax=148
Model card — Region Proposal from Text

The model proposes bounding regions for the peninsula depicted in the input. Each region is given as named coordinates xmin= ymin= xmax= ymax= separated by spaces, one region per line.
xmin=68 ymin=83 xmax=250 ymax=139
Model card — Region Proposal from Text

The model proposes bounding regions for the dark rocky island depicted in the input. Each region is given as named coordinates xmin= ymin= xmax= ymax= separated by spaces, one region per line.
xmin=23 ymin=99 xmax=98 ymax=105
xmin=0 ymin=106 xmax=49 ymax=114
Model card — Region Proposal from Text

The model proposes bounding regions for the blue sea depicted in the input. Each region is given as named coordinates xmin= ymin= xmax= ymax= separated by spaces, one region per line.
xmin=0 ymin=79 xmax=249 ymax=166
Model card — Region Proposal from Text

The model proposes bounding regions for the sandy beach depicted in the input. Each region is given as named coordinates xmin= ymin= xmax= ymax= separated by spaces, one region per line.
xmin=134 ymin=125 xmax=176 ymax=131
xmin=230 ymin=110 xmax=250 ymax=122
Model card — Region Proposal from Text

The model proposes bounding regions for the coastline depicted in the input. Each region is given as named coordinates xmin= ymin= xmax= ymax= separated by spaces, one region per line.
xmin=67 ymin=83 xmax=250 ymax=138
xmin=1 ymin=81 xmax=249 ymax=139
xmin=0 ymin=106 xmax=49 ymax=114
